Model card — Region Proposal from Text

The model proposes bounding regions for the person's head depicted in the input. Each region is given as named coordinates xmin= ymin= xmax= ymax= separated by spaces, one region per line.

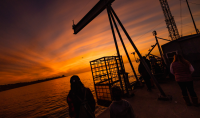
xmin=70 ymin=75 xmax=84 ymax=93
xmin=173 ymin=54 xmax=190 ymax=67
xmin=111 ymin=86 xmax=122 ymax=101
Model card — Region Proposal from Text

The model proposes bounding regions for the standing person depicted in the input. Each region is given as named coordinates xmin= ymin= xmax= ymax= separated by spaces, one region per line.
xmin=109 ymin=86 xmax=135 ymax=118
xmin=138 ymin=56 xmax=152 ymax=91
xmin=170 ymin=54 xmax=198 ymax=106
xmin=67 ymin=75 xmax=96 ymax=118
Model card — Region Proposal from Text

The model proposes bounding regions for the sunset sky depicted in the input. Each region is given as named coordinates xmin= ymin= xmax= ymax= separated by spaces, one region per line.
xmin=0 ymin=0 xmax=200 ymax=85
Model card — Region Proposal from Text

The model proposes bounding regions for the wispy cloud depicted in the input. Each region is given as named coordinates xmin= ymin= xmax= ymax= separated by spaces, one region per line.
xmin=0 ymin=0 xmax=199 ymax=84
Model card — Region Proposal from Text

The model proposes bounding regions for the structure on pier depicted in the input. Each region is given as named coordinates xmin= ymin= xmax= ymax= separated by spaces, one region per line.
xmin=161 ymin=34 xmax=200 ymax=77
xmin=90 ymin=56 xmax=129 ymax=106
xmin=159 ymin=0 xmax=180 ymax=40
xmin=73 ymin=0 xmax=169 ymax=103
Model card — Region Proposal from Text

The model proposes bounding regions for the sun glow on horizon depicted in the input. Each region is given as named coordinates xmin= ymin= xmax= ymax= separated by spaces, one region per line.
xmin=0 ymin=0 xmax=199 ymax=85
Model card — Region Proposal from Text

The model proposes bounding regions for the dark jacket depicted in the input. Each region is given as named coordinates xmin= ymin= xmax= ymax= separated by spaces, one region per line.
xmin=67 ymin=87 xmax=95 ymax=118
xmin=138 ymin=59 xmax=151 ymax=76
xmin=170 ymin=62 xmax=194 ymax=82
xmin=110 ymin=99 xmax=135 ymax=118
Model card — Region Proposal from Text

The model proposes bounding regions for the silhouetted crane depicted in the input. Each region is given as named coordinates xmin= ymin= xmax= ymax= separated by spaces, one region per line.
xmin=159 ymin=0 xmax=180 ymax=40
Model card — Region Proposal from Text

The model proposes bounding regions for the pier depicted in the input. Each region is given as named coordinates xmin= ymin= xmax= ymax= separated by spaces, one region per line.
xmin=97 ymin=77 xmax=200 ymax=118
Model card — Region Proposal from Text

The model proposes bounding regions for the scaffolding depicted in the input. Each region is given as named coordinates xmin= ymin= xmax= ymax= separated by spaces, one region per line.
xmin=159 ymin=0 xmax=180 ymax=40
xmin=90 ymin=56 xmax=128 ymax=106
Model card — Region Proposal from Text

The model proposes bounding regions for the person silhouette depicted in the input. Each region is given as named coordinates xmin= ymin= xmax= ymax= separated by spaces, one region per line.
xmin=67 ymin=75 xmax=96 ymax=118
xmin=109 ymin=86 xmax=135 ymax=118
xmin=170 ymin=54 xmax=198 ymax=106
xmin=138 ymin=56 xmax=152 ymax=91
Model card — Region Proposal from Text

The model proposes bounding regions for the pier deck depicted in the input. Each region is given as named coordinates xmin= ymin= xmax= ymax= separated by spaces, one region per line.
xmin=97 ymin=78 xmax=200 ymax=118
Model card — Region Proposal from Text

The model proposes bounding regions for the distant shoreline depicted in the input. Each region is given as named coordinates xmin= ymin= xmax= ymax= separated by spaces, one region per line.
xmin=0 ymin=75 xmax=66 ymax=92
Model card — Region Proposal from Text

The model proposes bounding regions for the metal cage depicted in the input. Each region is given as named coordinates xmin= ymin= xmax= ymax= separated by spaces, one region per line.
xmin=90 ymin=56 xmax=127 ymax=106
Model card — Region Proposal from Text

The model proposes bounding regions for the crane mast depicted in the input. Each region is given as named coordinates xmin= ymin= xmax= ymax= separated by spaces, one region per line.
xmin=159 ymin=0 xmax=180 ymax=40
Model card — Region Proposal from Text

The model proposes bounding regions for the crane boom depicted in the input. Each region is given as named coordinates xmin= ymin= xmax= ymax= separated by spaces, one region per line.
xmin=73 ymin=0 xmax=115 ymax=34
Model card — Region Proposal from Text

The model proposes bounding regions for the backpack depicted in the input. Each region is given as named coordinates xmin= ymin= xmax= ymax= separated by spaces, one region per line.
xmin=75 ymin=88 xmax=95 ymax=118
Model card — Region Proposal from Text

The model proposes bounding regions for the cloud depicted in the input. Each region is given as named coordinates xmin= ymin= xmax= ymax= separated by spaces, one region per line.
xmin=0 ymin=0 xmax=199 ymax=84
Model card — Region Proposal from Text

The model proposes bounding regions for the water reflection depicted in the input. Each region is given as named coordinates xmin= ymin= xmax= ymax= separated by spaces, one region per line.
xmin=0 ymin=62 xmax=139 ymax=118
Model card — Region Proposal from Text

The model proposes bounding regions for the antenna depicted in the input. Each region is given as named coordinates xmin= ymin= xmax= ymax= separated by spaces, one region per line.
xmin=185 ymin=0 xmax=199 ymax=34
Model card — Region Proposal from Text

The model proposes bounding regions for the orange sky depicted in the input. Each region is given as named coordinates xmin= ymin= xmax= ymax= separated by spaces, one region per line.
xmin=0 ymin=0 xmax=200 ymax=85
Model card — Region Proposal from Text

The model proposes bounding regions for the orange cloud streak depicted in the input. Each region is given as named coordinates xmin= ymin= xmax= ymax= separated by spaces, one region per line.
xmin=0 ymin=0 xmax=199 ymax=84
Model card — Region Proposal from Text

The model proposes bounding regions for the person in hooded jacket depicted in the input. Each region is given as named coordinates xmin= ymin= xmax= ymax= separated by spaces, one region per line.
xmin=67 ymin=75 xmax=96 ymax=118
xmin=109 ymin=86 xmax=135 ymax=118
xmin=170 ymin=54 xmax=198 ymax=106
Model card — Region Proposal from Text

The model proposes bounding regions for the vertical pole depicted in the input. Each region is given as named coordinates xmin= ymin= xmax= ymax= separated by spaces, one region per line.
xmin=103 ymin=57 xmax=112 ymax=85
xmin=145 ymin=43 xmax=157 ymax=57
xmin=153 ymin=31 xmax=163 ymax=60
xmin=107 ymin=7 xmax=124 ymax=93
xmin=104 ymin=57 xmax=111 ymax=84
xmin=110 ymin=6 xmax=166 ymax=97
xmin=108 ymin=7 xmax=139 ymax=82
xmin=185 ymin=0 xmax=199 ymax=34
xmin=90 ymin=61 xmax=98 ymax=101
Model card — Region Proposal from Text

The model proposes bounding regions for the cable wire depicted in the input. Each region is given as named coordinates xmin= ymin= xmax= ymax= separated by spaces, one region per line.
xmin=180 ymin=0 xmax=183 ymax=37
xmin=180 ymin=0 xmax=200 ymax=5
xmin=133 ymin=20 xmax=164 ymax=42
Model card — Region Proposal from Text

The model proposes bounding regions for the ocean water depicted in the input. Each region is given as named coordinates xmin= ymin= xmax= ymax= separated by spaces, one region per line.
xmin=0 ymin=62 xmax=139 ymax=118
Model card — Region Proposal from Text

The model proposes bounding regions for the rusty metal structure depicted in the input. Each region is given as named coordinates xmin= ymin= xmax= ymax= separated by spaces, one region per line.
xmin=159 ymin=0 xmax=180 ymax=40
xmin=73 ymin=0 xmax=170 ymax=102
xmin=90 ymin=56 xmax=129 ymax=106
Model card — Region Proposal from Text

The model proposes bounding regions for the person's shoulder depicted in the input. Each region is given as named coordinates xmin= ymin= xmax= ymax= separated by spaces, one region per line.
xmin=109 ymin=101 xmax=114 ymax=109
xmin=172 ymin=62 xmax=183 ymax=66
xmin=85 ymin=87 xmax=90 ymax=90
xmin=122 ymin=99 xmax=131 ymax=104
xmin=68 ymin=90 xmax=74 ymax=96
xmin=171 ymin=62 xmax=176 ymax=65
xmin=119 ymin=99 xmax=131 ymax=107
xmin=85 ymin=87 xmax=92 ymax=92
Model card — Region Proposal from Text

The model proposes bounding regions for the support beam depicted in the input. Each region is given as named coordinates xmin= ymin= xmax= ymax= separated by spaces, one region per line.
xmin=153 ymin=31 xmax=164 ymax=60
xmin=145 ymin=43 xmax=157 ymax=57
xmin=185 ymin=0 xmax=199 ymax=34
xmin=110 ymin=6 xmax=167 ymax=97
xmin=73 ymin=0 xmax=115 ymax=34
xmin=157 ymin=37 xmax=171 ymax=41
xmin=108 ymin=7 xmax=139 ymax=82
xmin=107 ymin=7 xmax=125 ymax=94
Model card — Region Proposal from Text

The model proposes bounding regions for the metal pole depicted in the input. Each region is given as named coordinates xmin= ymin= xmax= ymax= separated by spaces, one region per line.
xmin=90 ymin=61 xmax=98 ymax=103
xmin=108 ymin=7 xmax=139 ymax=82
xmin=153 ymin=31 xmax=163 ymax=60
xmin=185 ymin=0 xmax=199 ymax=34
xmin=106 ymin=7 xmax=124 ymax=93
xmin=157 ymin=37 xmax=171 ymax=42
xmin=145 ymin=43 xmax=157 ymax=57
xmin=110 ymin=6 xmax=166 ymax=97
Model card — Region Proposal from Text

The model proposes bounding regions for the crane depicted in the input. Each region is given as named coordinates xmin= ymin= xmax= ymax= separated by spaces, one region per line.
xmin=159 ymin=0 xmax=180 ymax=40
xmin=72 ymin=0 xmax=171 ymax=99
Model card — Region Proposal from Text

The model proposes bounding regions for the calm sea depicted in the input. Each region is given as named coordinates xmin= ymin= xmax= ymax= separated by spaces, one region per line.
xmin=0 ymin=62 xmax=139 ymax=118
